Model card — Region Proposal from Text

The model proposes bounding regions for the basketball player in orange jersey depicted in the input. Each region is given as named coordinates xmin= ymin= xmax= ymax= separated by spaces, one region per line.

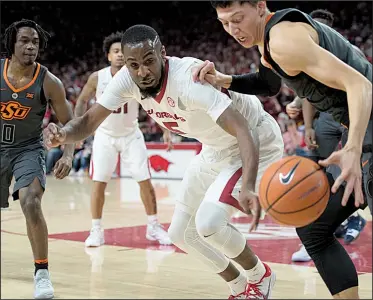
xmin=1 ymin=19 xmax=77 ymax=299
xmin=43 ymin=25 xmax=284 ymax=299
xmin=193 ymin=1 xmax=372 ymax=298
xmin=74 ymin=32 xmax=172 ymax=246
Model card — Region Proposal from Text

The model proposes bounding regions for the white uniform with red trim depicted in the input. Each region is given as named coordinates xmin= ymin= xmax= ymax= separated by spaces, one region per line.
xmin=97 ymin=57 xmax=284 ymax=213
xmin=90 ymin=66 xmax=150 ymax=183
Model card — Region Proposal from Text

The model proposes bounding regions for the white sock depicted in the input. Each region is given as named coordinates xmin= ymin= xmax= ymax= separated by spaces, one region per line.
xmin=227 ymin=272 xmax=247 ymax=296
xmin=245 ymin=256 xmax=266 ymax=284
xmin=92 ymin=219 xmax=102 ymax=228
xmin=147 ymin=214 xmax=158 ymax=225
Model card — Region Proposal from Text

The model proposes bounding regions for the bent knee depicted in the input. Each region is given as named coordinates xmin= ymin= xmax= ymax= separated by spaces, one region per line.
xmin=195 ymin=203 xmax=228 ymax=238
xmin=20 ymin=184 xmax=43 ymax=219
xmin=296 ymin=226 xmax=335 ymax=255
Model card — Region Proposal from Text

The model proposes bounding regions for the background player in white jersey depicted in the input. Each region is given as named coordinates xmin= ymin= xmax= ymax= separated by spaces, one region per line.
xmin=74 ymin=32 xmax=172 ymax=246
xmin=44 ymin=25 xmax=284 ymax=299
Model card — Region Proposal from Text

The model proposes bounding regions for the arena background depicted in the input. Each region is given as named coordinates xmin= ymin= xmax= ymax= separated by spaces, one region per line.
xmin=1 ymin=1 xmax=372 ymax=299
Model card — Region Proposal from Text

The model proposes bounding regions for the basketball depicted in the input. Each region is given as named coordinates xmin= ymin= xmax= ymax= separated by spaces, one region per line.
xmin=259 ymin=156 xmax=330 ymax=228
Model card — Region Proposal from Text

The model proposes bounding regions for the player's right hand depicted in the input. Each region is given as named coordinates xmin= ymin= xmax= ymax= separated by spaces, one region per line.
xmin=163 ymin=130 xmax=173 ymax=152
xmin=43 ymin=123 xmax=66 ymax=149
xmin=304 ymin=127 xmax=318 ymax=150
xmin=192 ymin=60 xmax=227 ymax=88
xmin=286 ymin=101 xmax=301 ymax=119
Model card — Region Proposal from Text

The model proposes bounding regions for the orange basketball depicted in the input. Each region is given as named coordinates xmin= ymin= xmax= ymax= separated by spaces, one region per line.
xmin=259 ymin=156 xmax=330 ymax=228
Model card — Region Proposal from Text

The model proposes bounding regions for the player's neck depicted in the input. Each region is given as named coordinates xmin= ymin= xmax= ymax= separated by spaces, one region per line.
xmin=110 ymin=65 xmax=121 ymax=76
xmin=256 ymin=11 xmax=272 ymax=48
xmin=8 ymin=57 xmax=36 ymax=78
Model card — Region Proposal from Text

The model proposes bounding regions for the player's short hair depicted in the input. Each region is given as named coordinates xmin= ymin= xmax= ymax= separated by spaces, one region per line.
xmin=210 ymin=0 xmax=261 ymax=9
xmin=102 ymin=31 xmax=124 ymax=56
xmin=310 ymin=9 xmax=334 ymax=26
xmin=3 ymin=19 xmax=50 ymax=57
xmin=121 ymin=25 xmax=159 ymax=47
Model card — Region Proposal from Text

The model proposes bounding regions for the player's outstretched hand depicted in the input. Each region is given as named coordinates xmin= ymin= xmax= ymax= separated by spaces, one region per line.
xmin=304 ymin=127 xmax=318 ymax=150
xmin=53 ymin=156 xmax=72 ymax=179
xmin=43 ymin=122 xmax=66 ymax=149
xmin=239 ymin=189 xmax=262 ymax=232
xmin=163 ymin=130 xmax=173 ymax=152
xmin=319 ymin=147 xmax=364 ymax=207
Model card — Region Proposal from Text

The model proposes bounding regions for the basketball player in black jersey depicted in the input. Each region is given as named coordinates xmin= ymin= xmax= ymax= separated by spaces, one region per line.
xmin=1 ymin=19 xmax=75 ymax=299
xmin=193 ymin=1 xmax=372 ymax=299
xmin=286 ymin=10 xmax=366 ymax=262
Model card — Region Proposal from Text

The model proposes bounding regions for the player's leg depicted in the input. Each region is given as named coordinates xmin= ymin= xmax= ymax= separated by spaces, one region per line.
xmin=123 ymin=128 xmax=171 ymax=245
xmin=86 ymin=131 xmax=118 ymax=247
xmin=12 ymin=147 xmax=54 ymax=299
xmin=293 ymin=112 xmax=346 ymax=262
xmin=195 ymin=114 xmax=283 ymax=298
xmin=296 ymin=177 xmax=363 ymax=299
xmin=0 ymin=151 xmax=12 ymax=209
xmin=168 ymin=151 xmax=244 ymax=296
xmin=296 ymin=120 xmax=371 ymax=300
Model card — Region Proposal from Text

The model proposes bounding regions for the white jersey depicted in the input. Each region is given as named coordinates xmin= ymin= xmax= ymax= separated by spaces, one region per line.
xmin=96 ymin=66 xmax=139 ymax=137
xmin=97 ymin=57 xmax=265 ymax=149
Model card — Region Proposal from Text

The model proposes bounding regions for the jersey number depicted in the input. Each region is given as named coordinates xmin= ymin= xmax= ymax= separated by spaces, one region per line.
xmin=162 ymin=122 xmax=186 ymax=134
xmin=113 ymin=103 xmax=128 ymax=114
xmin=1 ymin=124 xmax=15 ymax=144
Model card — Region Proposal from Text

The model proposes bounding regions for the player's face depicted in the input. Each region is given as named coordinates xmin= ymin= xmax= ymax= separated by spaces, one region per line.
xmin=216 ymin=2 xmax=266 ymax=48
xmin=108 ymin=42 xmax=124 ymax=68
xmin=123 ymin=39 xmax=165 ymax=91
xmin=14 ymin=27 xmax=39 ymax=66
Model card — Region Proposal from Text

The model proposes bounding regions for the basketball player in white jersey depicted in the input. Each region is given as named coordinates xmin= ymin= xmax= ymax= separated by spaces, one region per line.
xmin=74 ymin=32 xmax=172 ymax=247
xmin=44 ymin=25 xmax=284 ymax=299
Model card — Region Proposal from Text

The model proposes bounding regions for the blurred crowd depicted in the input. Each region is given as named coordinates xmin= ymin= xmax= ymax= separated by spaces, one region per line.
xmin=2 ymin=1 xmax=371 ymax=173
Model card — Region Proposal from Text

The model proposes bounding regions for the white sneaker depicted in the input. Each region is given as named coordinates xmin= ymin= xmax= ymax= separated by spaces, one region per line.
xmin=85 ymin=227 xmax=105 ymax=247
xmin=146 ymin=223 xmax=173 ymax=245
xmin=245 ymin=263 xmax=276 ymax=299
xmin=291 ymin=244 xmax=311 ymax=262
xmin=34 ymin=269 xmax=54 ymax=299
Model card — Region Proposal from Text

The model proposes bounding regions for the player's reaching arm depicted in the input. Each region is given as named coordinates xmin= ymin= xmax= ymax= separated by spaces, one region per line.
xmin=74 ymin=71 xmax=98 ymax=117
xmin=192 ymin=59 xmax=282 ymax=97
xmin=187 ymin=80 xmax=261 ymax=229
xmin=302 ymin=98 xmax=318 ymax=150
xmin=216 ymin=104 xmax=261 ymax=217
xmin=43 ymin=71 xmax=75 ymax=179
xmin=44 ymin=68 xmax=132 ymax=148
xmin=269 ymin=22 xmax=372 ymax=207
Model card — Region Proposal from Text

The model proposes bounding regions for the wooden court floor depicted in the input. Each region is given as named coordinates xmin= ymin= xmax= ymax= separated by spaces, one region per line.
xmin=1 ymin=176 xmax=372 ymax=299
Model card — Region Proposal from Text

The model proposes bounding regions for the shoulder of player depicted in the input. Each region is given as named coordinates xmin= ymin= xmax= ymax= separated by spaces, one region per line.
xmin=87 ymin=71 xmax=99 ymax=86
xmin=169 ymin=56 xmax=203 ymax=75
xmin=168 ymin=56 xmax=205 ymax=90
xmin=43 ymin=71 xmax=64 ymax=92
xmin=41 ymin=71 xmax=66 ymax=101
xmin=269 ymin=22 xmax=316 ymax=62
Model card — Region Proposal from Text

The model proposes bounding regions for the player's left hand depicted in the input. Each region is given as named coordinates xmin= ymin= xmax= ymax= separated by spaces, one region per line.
xmin=319 ymin=147 xmax=364 ymax=207
xmin=53 ymin=156 xmax=73 ymax=179
xmin=163 ymin=131 xmax=173 ymax=152
xmin=238 ymin=189 xmax=262 ymax=232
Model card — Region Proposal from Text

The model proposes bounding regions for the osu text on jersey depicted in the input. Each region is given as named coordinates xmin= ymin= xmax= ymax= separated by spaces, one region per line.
xmin=1 ymin=101 xmax=32 ymax=121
